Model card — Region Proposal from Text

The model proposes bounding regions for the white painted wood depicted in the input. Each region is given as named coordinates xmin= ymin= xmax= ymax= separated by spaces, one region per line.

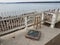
xmin=50 ymin=13 xmax=56 ymax=28
xmin=25 ymin=16 xmax=28 ymax=30
xmin=55 ymin=9 xmax=60 ymax=23
xmin=41 ymin=12 xmax=44 ymax=24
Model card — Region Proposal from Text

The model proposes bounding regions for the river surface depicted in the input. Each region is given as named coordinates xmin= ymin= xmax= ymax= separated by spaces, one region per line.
xmin=0 ymin=3 xmax=60 ymax=17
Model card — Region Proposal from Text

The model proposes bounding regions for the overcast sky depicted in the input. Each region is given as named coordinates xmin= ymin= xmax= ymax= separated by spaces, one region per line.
xmin=0 ymin=0 xmax=60 ymax=2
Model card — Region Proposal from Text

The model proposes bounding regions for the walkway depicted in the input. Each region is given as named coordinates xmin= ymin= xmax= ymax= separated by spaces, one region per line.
xmin=0 ymin=26 xmax=60 ymax=45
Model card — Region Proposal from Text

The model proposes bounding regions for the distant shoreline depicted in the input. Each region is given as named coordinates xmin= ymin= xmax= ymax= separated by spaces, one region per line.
xmin=0 ymin=1 xmax=60 ymax=4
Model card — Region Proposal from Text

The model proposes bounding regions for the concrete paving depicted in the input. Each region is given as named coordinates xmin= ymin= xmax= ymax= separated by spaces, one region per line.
xmin=0 ymin=26 xmax=60 ymax=45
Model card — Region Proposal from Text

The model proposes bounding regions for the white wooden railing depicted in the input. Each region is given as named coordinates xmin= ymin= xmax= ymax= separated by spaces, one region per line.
xmin=0 ymin=9 xmax=60 ymax=36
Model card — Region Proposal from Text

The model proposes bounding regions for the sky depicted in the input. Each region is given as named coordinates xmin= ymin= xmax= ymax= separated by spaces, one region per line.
xmin=0 ymin=0 xmax=60 ymax=2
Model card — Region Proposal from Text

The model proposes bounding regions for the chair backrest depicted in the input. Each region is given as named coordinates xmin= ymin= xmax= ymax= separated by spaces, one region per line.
xmin=33 ymin=16 xmax=41 ymax=29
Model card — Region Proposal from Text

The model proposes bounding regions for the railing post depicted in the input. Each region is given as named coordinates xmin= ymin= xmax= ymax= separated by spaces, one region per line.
xmin=25 ymin=16 xmax=28 ymax=30
xmin=41 ymin=12 xmax=44 ymax=24
xmin=50 ymin=13 xmax=56 ymax=28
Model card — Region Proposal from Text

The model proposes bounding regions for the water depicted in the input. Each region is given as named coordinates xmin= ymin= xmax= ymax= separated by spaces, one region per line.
xmin=0 ymin=3 xmax=60 ymax=17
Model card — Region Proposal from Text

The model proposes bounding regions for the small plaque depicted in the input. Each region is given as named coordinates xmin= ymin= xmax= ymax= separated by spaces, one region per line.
xmin=25 ymin=30 xmax=41 ymax=40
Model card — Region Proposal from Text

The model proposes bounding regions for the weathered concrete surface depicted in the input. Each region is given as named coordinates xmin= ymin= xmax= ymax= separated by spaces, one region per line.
xmin=0 ymin=26 xmax=60 ymax=45
xmin=45 ymin=34 xmax=60 ymax=45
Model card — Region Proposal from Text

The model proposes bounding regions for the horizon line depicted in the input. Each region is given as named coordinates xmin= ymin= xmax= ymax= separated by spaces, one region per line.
xmin=0 ymin=1 xmax=60 ymax=4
